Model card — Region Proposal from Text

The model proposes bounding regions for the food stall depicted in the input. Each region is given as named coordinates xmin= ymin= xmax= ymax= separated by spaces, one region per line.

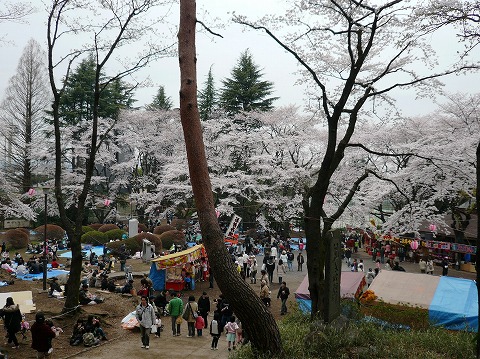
xmin=149 ymin=244 xmax=206 ymax=291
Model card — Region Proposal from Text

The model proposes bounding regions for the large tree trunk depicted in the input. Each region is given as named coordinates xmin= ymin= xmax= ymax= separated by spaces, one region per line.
xmin=476 ymin=141 xmax=479 ymax=359
xmin=178 ymin=1 xmax=283 ymax=355
xmin=303 ymin=187 xmax=331 ymax=320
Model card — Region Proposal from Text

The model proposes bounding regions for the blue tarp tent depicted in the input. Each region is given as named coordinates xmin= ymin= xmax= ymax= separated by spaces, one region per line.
xmin=369 ymin=271 xmax=478 ymax=332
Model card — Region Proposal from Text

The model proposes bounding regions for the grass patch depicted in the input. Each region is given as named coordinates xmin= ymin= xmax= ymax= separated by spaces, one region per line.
xmin=232 ymin=304 xmax=476 ymax=359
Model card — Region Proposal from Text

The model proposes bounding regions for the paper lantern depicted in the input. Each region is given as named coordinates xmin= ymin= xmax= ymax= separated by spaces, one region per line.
xmin=429 ymin=224 xmax=436 ymax=232
xmin=410 ymin=240 xmax=419 ymax=250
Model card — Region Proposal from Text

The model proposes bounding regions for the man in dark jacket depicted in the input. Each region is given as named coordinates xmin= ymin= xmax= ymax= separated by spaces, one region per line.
xmin=197 ymin=291 xmax=210 ymax=329
xmin=31 ymin=311 xmax=56 ymax=357
xmin=276 ymin=281 xmax=290 ymax=315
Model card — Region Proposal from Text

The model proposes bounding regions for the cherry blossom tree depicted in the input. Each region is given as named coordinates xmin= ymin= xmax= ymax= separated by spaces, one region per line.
xmin=235 ymin=0 xmax=473 ymax=319
xmin=46 ymin=0 xmax=175 ymax=312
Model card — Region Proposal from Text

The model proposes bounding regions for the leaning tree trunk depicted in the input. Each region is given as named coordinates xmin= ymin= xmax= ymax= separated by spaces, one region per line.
xmin=177 ymin=0 xmax=283 ymax=356
xmin=476 ymin=141 xmax=479 ymax=359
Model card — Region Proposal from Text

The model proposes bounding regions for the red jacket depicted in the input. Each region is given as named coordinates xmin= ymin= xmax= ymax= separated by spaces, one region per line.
xmin=31 ymin=322 xmax=56 ymax=352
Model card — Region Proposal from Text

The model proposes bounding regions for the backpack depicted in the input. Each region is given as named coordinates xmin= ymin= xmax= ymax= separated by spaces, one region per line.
xmin=82 ymin=332 xmax=96 ymax=347
xmin=287 ymin=252 xmax=294 ymax=261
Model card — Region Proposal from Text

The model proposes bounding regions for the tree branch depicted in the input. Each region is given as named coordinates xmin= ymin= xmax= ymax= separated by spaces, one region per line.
xmin=196 ymin=20 xmax=223 ymax=38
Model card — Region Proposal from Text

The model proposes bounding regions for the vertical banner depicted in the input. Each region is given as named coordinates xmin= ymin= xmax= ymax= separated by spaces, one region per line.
xmin=225 ymin=214 xmax=242 ymax=238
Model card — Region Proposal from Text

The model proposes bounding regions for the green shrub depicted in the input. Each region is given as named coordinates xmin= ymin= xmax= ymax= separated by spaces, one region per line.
xmin=81 ymin=230 xmax=108 ymax=245
xmin=106 ymin=238 xmax=141 ymax=255
xmin=131 ymin=232 xmax=162 ymax=254
xmin=98 ymin=223 xmax=120 ymax=233
xmin=153 ymin=224 xmax=176 ymax=235
xmin=82 ymin=226 xmax=95 ymax=234
xmin=104 ymin=229 xmax=127 ymax=242
xmin=15 ymin=228 xmax=30 ymax=237
xmin=4 ymin=229 xmax=29 ymax=249
xmin=158 ymin=230 xmax=185 ymax=250
xmin=34 ymin=224 xmax=65 ymax=240
xmin=360 ymin=301 xmax=430 ymax=330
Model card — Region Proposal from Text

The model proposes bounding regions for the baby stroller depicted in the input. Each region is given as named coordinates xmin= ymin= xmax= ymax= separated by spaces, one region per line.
xmin=125 ymin=265 xmax=133 ymax=282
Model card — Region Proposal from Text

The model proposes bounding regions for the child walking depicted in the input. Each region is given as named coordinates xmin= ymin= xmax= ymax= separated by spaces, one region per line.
xmin=210 ymin=313 xmax=221 ymax=350
xmin=195 ymin=312 xmax=204 ymax=336
xmin=224 ymin=316 xmax=239 ymax=352
xmin=154 ymin=313 xmax=162 ymax=338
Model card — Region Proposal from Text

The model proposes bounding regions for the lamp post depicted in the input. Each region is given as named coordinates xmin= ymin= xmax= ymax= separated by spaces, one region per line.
xmin=43 ymin=186 xmax=51 ymax=291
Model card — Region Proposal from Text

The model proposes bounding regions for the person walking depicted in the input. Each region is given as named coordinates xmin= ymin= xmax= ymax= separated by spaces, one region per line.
xmin=419 ymin=258 xmax=427 ymax=273
xmin=135 ymin=295 xmax=156 ymax=349
xmin=167 ymin=291 xmax=184 ymax=336
xmin=197 ymin=292 xmax=210 ymax=329
xmin=183 ymin=295 xmax=199 ymax=337
xmin=31 ymin=311 xmax=56 ymax=358
xmin=2 ymin=297 xmax=22 ymax=349
xmin=260 ymin=280 xmax=271 ymax=307
xmin=276 ymin=281 xmax=290 ymax=315
xmin=297 ymin=252 xmax=305 ymax=271
xmin=426 ymin=258 xmax=434 ymax=275
xmin=210 ymin=312 xmax=221 ymax=350
xmin=442 ymin=257 xmax=449 ymax=276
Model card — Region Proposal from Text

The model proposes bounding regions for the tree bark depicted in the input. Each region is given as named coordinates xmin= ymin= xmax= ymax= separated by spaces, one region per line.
xmin=178 ymin=1 xmax=283 ymax=355
xmin=476 ymin=140 xmax=479 ymax=359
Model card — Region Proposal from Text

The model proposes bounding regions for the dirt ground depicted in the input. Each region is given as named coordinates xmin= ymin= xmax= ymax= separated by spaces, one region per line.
xmin=0 ymin=251 xmax=300 ymax=359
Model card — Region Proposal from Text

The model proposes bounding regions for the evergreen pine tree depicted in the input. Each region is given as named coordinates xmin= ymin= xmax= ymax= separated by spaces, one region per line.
xmin=219 ymin=50 xmax=278 ymax=114
xmin=148 ymin=85 xmax=173 ymax=110
xmin=198 ymin=66 xmax=217 ymax=121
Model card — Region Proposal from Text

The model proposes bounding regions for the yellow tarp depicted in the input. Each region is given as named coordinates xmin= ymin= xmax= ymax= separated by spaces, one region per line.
xmin=152 ymin=244 xmax=205 ymax=269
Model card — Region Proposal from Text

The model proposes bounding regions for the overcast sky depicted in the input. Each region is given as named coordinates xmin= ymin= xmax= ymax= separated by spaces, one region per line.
xmin=1 ymin=0 xmax=479 ymax=117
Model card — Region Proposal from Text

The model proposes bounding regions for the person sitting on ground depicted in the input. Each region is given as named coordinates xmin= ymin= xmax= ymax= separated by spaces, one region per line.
xmin=69 ymin=319 xmax=85 ymax=346
xmin=50 ymin=259 xmax=60 ymax=269
xmin=48 ymin=277 xmax=63 ymax=297
xmin=116 ymin=279 xmax=134 ymax=294
xmin=137 ymin=283 xmax=149 ymax=297
xmin=84 ymin=315 xmax=108 ymax=341
xmin=392 ymin=261 xmax=406 ymax=272
xmin=78 ymin=284 xmax=104 ymax=305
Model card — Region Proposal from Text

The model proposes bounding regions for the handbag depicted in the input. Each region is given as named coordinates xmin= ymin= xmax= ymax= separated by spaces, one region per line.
xmin=191 ymin=305 xmax=198 ymax=319
xmin=182 ymin=304 xmax=190 ymax=320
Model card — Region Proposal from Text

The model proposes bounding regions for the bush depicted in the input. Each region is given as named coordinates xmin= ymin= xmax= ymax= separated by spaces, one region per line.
xmin=97 ymin=223 xmax=120 ymax=233
xmin=34 ymin=224 xmax=65 ymax=240
xmin=104 ymin=229 xmax=127 ymax=242
xmin=82 ymin=226 xmax=94 ymax=234
xmin=4 ymin=229 xmax=29 ymax=250
xmin=106 ymin=238 xmax=141 ymax=256
xmin=153 ymin=224 xmax=176 ymax=235
xmin=89 ymin=223 xmax=103 ymax=231
xmin=81 ymin=231 xmax=108 ymax=245
xmin=131 ymin=232 xmax=162 ymax=254
xmin=15 ymin=228 xmax=30 ymax=237
xmin=158 ymin=230 xmax=185 ymax=250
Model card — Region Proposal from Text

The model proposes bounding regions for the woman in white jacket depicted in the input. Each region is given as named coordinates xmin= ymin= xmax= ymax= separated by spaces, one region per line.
xmin=136 ymin=295 xmax=156 ymax=349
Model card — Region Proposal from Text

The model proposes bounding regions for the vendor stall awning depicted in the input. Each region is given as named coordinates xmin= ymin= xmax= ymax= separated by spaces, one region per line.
xmin=152 ymin=244 xmax=205 ymax=269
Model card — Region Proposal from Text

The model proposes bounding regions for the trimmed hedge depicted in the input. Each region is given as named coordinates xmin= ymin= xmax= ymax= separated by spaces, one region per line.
xmin=131 ymin=232 xmax=162 ymax=254
xmin=82 ymin=226 xmax=95 ymax=234
xmin=4 ymin=229 xmax=29 ymax=249
xmin=158 ymin=230 xmax=185 ymax=251
xmin=106 ymin=238 xmax=141 ymax=255
xmin=81 ymin=230 xmax=108 ymax=245
xmin=16 ymin=228 xmax=30 ymax=237
xmin=153 ymin=224 xmax=176 ymax=235
xmin=89 ymin=223 xmax=103 ymax=231
xmin=104 ymin=229 xmax=127 ymax=242
xmin=34 ymin=224 xmax=65 ymax=240
xmin=98 ymin=224 xmax=120 ymax=233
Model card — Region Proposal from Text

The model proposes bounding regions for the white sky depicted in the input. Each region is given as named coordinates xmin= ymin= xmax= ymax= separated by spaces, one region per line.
xmin=0 ymin=0 xmax=479 ymax=117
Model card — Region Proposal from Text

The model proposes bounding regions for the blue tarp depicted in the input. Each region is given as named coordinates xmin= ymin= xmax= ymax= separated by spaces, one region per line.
xmin=18 ymin=269 xmax=70 ymax=281
xmin=149 ymin=263 xmax=166 ymax=291
xmin=429 ymin=276 xmax=478 ymax=332
xmin=59 ymin=245 xmax=105 ymax=258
